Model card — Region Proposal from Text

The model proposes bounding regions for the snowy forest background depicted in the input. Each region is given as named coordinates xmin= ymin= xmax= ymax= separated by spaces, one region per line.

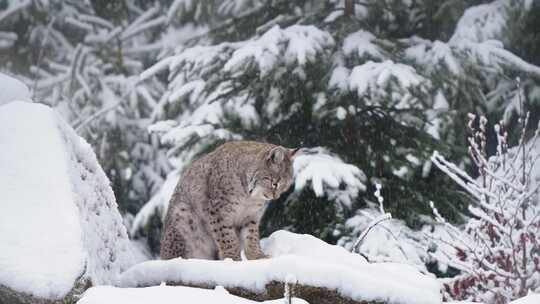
xmin=1 ymin=0 xmax=540 ymax=303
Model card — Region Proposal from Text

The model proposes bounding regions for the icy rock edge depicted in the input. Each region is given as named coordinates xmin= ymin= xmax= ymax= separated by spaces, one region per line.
xmin=0 ymin=102 xmax=135 ymax=304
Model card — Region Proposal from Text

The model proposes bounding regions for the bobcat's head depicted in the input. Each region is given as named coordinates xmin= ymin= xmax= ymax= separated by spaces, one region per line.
xmin=249 ymin=146 xmax=300 ymax=201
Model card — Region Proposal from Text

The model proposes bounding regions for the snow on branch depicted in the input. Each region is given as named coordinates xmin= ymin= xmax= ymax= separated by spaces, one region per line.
xmin=292 ymin=148 xmax=366 ymax=208
xmin=331 ymin=57 xmax=428 ymax=112
xmin=449 ymin=0 xmax=510 ymax=44
xmin=348 ymin=60 xmax=425 ymax=99
xmin=351 ymin=183 xmax=392 ymax=254
xmin=343 ymin=30 xmax=386 ymax=61
xmin=224 ymin=25 xmax=334 ymax=77
xmin=454 ymin=40 xmax=540 ymax=80
xmin=0 ymin=31 xmax=17 ymax=49
xmin=404 ymin=40 xmax=461 ymax=75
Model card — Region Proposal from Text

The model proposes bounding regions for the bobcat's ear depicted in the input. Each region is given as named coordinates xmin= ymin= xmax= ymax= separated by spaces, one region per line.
xmin=267 ymin=147 xmax=285 ymax=164
xmin=289 ymin=148 xmax=302 ymax=160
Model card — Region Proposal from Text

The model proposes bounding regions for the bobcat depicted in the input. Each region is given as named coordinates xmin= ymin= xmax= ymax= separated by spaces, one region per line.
xmin=160 ymin=141 xmax=299 ymax=261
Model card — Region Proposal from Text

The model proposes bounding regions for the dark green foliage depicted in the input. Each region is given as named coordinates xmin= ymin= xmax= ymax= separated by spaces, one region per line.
xmin=145 ymin=211 xmax=164 ymax=255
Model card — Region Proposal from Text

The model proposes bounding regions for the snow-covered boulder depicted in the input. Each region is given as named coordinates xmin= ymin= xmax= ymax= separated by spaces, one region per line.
xmin=0 ymin=73 xmax=31 ymax=105
xmin=118 ymin=230 xmax=441 ymax=304
xmin=0 ymin=102 xmax=135 ymax=303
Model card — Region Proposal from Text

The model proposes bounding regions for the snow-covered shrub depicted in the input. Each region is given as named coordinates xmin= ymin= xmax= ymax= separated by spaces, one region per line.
xmin=430 ymin=111 xmax=540 ymax=303
xmin=336 ymin=183 xmax=452 ymax=274
xmin=338 ymin=202 xmax=430 ymax=273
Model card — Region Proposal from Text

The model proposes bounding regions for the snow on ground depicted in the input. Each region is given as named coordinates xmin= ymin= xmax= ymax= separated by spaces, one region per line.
xmin=261 ymin=230 xmax=369 ymax=268
xmin=445 ymin=294 xmax=540 ymax=304
xmin=119 ymin=230 xmax=441 ymax=304
xmin=0 ymin=72 xmax=31 ymax=105
xmin=510 ymin=293 xmax=540 ymax=304
xmin=77 ymin=285 xmax=308 ymax=304
xmin=0 ymin=102 xmax=135 ymax=299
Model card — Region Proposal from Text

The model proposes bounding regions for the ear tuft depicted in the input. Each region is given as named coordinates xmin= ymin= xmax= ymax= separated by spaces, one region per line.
xmin=268 ymin=147 xmax=285 ymax=164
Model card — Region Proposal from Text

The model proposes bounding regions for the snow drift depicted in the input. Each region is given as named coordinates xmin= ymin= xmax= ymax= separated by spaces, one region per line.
xmin=0 ymin=102 xmax=135 ymax=301
xmin=118 ymin=230 xmax=441 ymax=304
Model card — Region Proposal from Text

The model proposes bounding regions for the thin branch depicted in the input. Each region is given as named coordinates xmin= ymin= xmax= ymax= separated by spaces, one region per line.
xmin=352 ymin=213 xmax=392 ymax=253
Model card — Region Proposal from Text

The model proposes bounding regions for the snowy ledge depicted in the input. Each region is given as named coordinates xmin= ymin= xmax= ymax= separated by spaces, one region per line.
xmin=118 ymin=231 xmax=441 ymax=304
xmin=78 ymin=285 xmax=309 ymax=304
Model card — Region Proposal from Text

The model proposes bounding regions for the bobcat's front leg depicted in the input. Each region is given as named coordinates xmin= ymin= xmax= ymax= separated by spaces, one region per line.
xmin=208 ymin=203 xmax=241 ymax=260
xmin=241 ymin=219 xmax=267 ymax=260
xmin=216 ymin=225 xmax=241 ymax=260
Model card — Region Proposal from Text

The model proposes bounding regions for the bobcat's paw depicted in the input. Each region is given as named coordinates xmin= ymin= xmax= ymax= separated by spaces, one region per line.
xmin=245 ymin=250 xmax=268 ymax=260
xmin=221 ymin=252 xmax=242 ymax=261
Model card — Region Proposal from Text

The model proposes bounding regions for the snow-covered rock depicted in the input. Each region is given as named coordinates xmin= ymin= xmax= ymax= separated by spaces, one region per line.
xmin=119 ymin=230 xmax=441 ymax=304
xmin=0 ymin=102 xmax=135 ymax=303
xmin=77 ymin=285 xmax=309 ymax=304
xmin=0 ymin=73 xmax=31 ymax=105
